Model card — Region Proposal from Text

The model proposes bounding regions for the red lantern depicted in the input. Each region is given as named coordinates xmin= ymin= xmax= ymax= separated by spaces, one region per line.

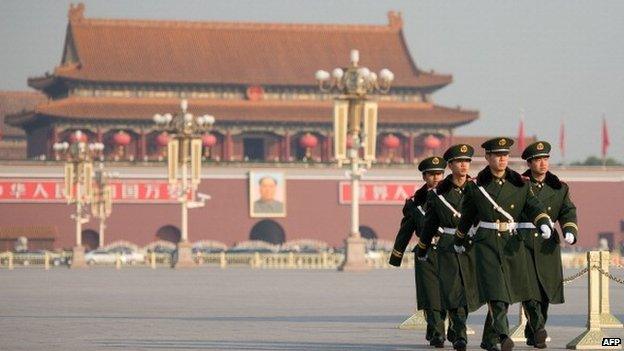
xmin=202 ymin=134 xmax=217 ymax=147
xmin=155 ymin=132 xmax=169 ymax=147
xmin=383 ymin=134 xmax=400 ymax=149
xmin=69 ymin=131 xmax=88 ymax=143
xmin=299 ymin=133 xmax=318 ymax=149
xmin=113 ymin=131 xmax=131 ymax=146
xmin=423 ymin=135 xmax=441 ymax=149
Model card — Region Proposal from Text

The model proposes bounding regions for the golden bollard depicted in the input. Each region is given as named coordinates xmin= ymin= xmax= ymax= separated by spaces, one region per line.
xmin=567 ymin=251 xmax=606 ymax=349
xmin=150 ymin=251 xmax=156 ymax=269
xmin=219 ymin=251 xmax=226 ymax=269
xmin=599 ymin=251 xmax=623 ymax=328
xmin=44 ymin=251 xmax=50 ymax=270
xmin=321 ymin=252 xmax=328 ymax=269
xmin=115 ymin=253 xmax=121 ymax=270
xmin=253 ymin=252 xmax=261 ymax=269
xmin=288 ymin=252 xmax=295 ymax=268
xmin=8 ymin=251 xmax=14 ymax=270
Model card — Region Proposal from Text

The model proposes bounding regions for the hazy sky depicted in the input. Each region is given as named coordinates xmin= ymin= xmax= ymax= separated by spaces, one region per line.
xmin=1 ymin=0 xmax=623 ymax=162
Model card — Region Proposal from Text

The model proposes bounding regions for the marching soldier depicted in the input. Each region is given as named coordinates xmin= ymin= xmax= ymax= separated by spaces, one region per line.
xmin=389 ymin=156 xmax=447 ymax=348
xmin=416 ymin=144 xmax=481 ymax=351
xmin=519 ymin=141 xmax=578 ymax=349
xmin=453 ymin=137 xmax=553 ymax=351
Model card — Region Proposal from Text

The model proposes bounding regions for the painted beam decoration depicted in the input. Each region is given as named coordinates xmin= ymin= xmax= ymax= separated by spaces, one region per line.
xmin=339 ymin=182 xmax=423 ymax=205
xmin=0 ymin=179 xmax=188 ymax=203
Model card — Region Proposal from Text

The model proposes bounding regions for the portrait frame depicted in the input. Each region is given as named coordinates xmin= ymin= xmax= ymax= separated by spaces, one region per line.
xmin=249 ymin=171 xmax=286 ymax=218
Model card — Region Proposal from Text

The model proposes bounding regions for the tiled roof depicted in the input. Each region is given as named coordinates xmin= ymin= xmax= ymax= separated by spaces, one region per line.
xmin=7 ymin=96 xmax=478 ymax=128
xmin=0 ymin=91 xmax=47 ymax=138
xmin=32 ymin=6 xmax=451 ymax=89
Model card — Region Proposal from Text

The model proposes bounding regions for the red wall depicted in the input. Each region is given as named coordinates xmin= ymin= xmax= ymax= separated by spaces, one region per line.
xmin=0 ymin=175 xmax=622 ymax=250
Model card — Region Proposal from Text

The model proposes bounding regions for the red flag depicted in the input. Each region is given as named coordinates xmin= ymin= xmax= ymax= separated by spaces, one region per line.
xmin=559 ymin=121 xmax=565 ymax=158
xmin=517 ymin=118 xmax=526 ymax=151
xmin=602 ymin=117 xmax=610 ymax=158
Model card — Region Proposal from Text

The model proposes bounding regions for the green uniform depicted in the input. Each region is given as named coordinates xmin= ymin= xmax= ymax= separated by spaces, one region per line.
xmin=455 ymin=166 xmax=551 ymax=347
xmin=518 ymin=141 xmax=578 ymax=347
xmin=389 ymin=184 xmax=446 ymax=341
xmin=418 ymin=175 xmax=481 ymax=344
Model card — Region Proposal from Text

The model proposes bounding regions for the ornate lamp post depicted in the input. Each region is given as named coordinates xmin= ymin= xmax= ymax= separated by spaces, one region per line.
xmin=91 ymin=163 xmax=114 ymax=248
xmin=153 ymin=99 xmax=215 ymax=268
xmin=53 ymin=130 xmax=104 ymax=268
xmin=315 ymin=49 xmax=394 ymax=271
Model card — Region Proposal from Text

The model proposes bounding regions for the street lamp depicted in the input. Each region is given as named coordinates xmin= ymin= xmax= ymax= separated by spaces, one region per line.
xmin=53 ymin=130 xmax=104 ymax=268
xmin=153 ymin=99 xmax=215 ymax=268
xmin=91 ymin=163 xmax=114 ymax=249
xmin=315 ymin=49 xmax=394 ymax=271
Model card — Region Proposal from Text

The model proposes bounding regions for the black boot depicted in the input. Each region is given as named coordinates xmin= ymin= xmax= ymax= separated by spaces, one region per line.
xmin=453 ymin=338 xmax=467 ymax=351
xmin=500 ymin=336 xmax=514 ymax=351
xmin=534 ymin=329 xmax=547 ymax=349
xmin=429 ymin=336 xmax=445 ymax=348
xmin=480 ymin=342 xmax=500 ymax=351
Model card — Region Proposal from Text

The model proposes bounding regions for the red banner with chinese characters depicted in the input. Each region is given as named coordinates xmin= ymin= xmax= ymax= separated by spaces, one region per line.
xmin=0 ymin=179 xmax=185 ymax=203
xmin=339 ymin=181 xmax=423 ymax=205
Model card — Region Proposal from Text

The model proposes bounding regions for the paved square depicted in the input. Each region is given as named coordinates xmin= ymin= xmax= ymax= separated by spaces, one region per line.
xmin=1 ymin=267 xmax=623 ymax=350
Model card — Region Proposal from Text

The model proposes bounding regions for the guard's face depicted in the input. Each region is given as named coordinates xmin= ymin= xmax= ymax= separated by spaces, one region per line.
xmin=485 ymin=152 xmax=509 ymax=172
xmin=449 ymin=159 xmax=471 ymax=176
xmin=422 ymin=171 xmax=444 ymax=188
xmin=259 ymin=178 xmax=277 ymax=201
xmin=528 ymin=156 xmax=549 ymax=176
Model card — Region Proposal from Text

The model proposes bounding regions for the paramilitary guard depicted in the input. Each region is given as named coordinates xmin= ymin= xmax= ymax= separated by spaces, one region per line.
xmin=416 ymin=144 xmax=481 ymax=351
xmin=453 ymin=137 xmax=553 ymax=351
xmin=389 ymin=156 xmax=447 ymax=348
xmin=519 ymin=141 xmax=578 ymax=349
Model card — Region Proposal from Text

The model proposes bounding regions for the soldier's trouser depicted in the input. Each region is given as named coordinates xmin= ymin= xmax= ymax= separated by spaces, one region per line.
xmin=522 ymin=299 xmax=549 ymax=342
xmin=424 ymin=308 xmax=447 ymax=340
xmin=447 ymin=306 xmax=468 ymax=342
xmin=481 ymin=301 xmax=510 ymax=346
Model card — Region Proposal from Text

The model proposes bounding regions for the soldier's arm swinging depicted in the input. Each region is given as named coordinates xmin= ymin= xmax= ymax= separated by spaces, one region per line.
xmin=455 ymin=183 xmax=478 ymax=249
xmin=558 ymin=184 xmax=578 ymax=244
xmin=416 ymin=192 xmax=440 ymax=259
xmin=389 ymin=199 xmax=417 ymax=266
xmin=522 ymin=185 xmax=554 ymax=237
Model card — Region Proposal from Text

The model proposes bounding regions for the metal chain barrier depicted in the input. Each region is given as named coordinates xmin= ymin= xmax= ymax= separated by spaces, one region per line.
xmin=562 ymin=267 xmax=589 ymax=285
xmin=594 ymin=265 xmax=624 ymax=285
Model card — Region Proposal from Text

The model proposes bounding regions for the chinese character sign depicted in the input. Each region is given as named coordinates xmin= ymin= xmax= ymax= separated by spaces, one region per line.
xmin=0 ymin=179 xmax=186 ymax=203
xmin=339 ymin=182 xmax=422 ymax=205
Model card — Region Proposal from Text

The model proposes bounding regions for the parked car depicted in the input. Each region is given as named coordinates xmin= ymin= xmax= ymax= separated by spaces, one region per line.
xmin=225 ymin=247 xmax=275 ymax=254
xmin=85 ymin=249 xmax=123 ymax=265
xmin=11 ymin=250 xmax=70 ymax=266
xmin=192 ymin=246 xmax=225 ymax=254
xmin=107 ymin=247 xmax=145 ymax=264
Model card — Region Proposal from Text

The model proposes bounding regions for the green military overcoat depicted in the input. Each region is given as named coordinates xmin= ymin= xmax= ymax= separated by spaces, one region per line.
xmin=419 ymin=175 xmax=481 ymax=312
xmin=389 ymin=184 xmax=443 ymax=311
xmin=456 ymin=167 xmax=551 ymax=304
xmin=519 ymin=171 xmax=578 ymax=304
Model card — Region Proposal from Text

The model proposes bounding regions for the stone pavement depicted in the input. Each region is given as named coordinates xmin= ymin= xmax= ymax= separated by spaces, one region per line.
xmin=0 ymin=267 xmax=622 ymax=350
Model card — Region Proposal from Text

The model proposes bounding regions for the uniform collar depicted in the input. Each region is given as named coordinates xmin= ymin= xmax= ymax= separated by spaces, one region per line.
xmin=522 ymin=170 xmax=562 ymax=190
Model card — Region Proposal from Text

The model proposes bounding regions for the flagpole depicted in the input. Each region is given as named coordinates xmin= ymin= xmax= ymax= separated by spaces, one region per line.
xmin=559 ymin=119 xmax=565 ymax=168
xmin=601 ymin=114 xmax=608 ymax=169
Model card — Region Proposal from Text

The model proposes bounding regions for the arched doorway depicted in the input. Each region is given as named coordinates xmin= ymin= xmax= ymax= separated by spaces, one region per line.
xmin=249 ymin=220 xmax=286 ymax=244
xmin=359 ymin=226 xmax=377 ymax=240
xmin=82 ymin=230 xmax=99 ymax=251
xmin=156 ymin=225 xmax=181 ymax=244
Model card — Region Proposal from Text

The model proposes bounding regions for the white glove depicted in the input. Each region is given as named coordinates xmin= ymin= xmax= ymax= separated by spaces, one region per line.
xmin=454 ymin=245 xmax=466 ymax=254
xmin=540 ymin=224 xmax=552 ymax=239
xmin=417 ymin=254 xmax=428 ymax=262
xmin=564 ymin=232 xmax=575 ymax=244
